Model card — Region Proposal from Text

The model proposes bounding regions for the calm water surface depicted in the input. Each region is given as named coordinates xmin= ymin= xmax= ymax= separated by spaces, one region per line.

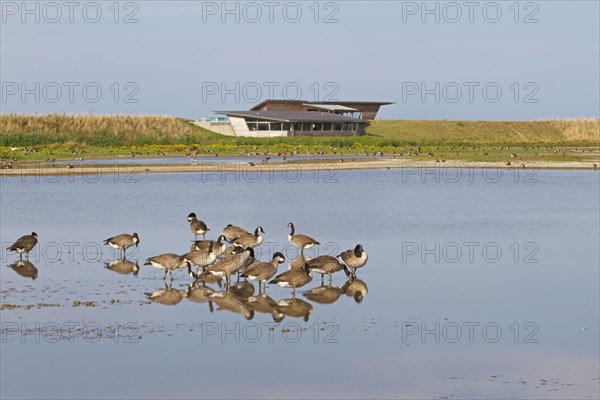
xmin=1 ymin=168 xmax=598 ymax=399
xmin=46 ymin=154 xmax=374 ymax=165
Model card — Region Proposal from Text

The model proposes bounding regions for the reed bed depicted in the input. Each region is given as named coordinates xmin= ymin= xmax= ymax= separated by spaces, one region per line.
xmin=1 ymin=114 xmax=598 ymax=149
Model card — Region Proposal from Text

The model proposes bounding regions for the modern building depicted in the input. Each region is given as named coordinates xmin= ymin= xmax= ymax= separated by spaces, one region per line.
xmin=249 ymin=100 xmax=392 ymax=120
xmin=194 ymin=100 xmax=392 ymax=137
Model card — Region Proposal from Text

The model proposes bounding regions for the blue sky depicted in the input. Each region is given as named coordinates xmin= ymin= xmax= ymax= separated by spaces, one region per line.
xmin=1 ymin=1 xmax=598 ymax=120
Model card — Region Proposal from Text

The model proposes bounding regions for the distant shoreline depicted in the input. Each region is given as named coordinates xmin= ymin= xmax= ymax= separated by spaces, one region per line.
xmin=2 ymin=158 xmax=598 ymax=177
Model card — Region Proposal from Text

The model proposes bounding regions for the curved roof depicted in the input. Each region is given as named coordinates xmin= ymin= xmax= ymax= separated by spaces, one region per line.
xmin=214 ymin=111 xmax=367 ymax=123
xmin=250 ymin=99 xmax=394 ymax=111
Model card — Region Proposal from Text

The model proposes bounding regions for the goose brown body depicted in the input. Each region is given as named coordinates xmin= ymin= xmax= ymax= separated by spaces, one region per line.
xmin=223 ymin=224 xmax=251 ymax=242
xmin=203 ymin=247 xmax=254 ymax=285
xmin=242 ymin=252 xmax=285 ymax=290
xmin=306 ymin=255 xmax=349 ymax=281
xmin=7 ymin=232 xmax=38 ymax=259
xmin=187 ymin=212 xmax=209 ymax=240
xmin=103 ymin=233 xmax=139 ymax=259
xmin=338 ymin=244 xmax=368 ymax=276
xmin=192 ymin=235 xmax=227 ymax=257
xmin=287 ymin=223 xmax=319 ymax=252
xmin=233 ymin=226 xmax=264 ymax=248
xmin=183 ymin=242 xmax=217 ymax=273
xmin=269 ymin=263 xmax=312 ymax=296
xmin=144 ymin=253 xmax=191 ymax=279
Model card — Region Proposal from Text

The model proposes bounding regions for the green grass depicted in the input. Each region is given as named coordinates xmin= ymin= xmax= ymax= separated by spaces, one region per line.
xmin=368 ymin=119 xmax=599 ymax=146
xmin=1 ymin=114 xmax=598 ymax=163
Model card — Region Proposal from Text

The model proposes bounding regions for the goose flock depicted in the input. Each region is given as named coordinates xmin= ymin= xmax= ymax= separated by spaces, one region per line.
xmin=5 ymin=216 xmax=368 ymax=301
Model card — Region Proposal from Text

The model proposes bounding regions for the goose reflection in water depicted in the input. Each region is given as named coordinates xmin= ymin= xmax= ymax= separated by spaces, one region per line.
xmin=303 ymin=283 xmax=345 ymax=305
xmin=340 ymin=278 xmax=369 ymax=304
xmin=275 ymin=298 xmax=313 ymax=322
xmin=245 ymin=293 xmax=285 ymax=322
xmin=104 ymin=259 xmax=140 ymax=276
xmin=209 ymin=290 xmax=254 ymax=320
xmin=229 ymin=281 xmax=255 ymax=299
xmin=7 ymin=260 xmax=38 ymax=279
xmin=186 ymin=282 xmax=215 ymax=312
xmin=199 ymin=271 xmax=225 ymax=287
xmin=145 ymin=281 xmax=187 ymax=306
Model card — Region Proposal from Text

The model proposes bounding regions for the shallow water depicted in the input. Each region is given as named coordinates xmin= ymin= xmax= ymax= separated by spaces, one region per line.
xmin=1 ymin=169 xmax=599 ymax=399
xmin=46 ymin=154 xmax=375 ymax=166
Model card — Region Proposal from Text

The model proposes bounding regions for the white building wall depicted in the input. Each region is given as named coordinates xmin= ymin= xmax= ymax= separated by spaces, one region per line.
xmin=228 ymin=117 xmax=251 ymax=136
xmin=191 ymin=120 xmax=235 ymax=136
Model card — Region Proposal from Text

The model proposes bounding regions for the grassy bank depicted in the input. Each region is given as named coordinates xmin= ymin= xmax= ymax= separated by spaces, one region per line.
xmin=1 ymin=114 xmax=598 ymax=162
xmin=370 ymin=119 xmax=599 ymax=146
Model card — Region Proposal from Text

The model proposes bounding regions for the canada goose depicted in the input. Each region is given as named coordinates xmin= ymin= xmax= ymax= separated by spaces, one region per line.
xmin=209 ymin=290 xmax=254 ymax=320
xmin=223 ymin=224 xmax=251 ymax=242
xmin=341 ymin=278 xmax=369 ymax=303
xmin=7 ymin=260 xmax=38 ymax=280
xmin=7 ymin=232 xmax=38 ymax=260
xmin=104 ymin=259 xmax=140 ymax=276
xmin=203 ymin=247 xmax=254 ymax=287
xmin=269 ymin=263 xmax=312 ymax=297
xmin=288 ymin=255 xmax=310 ymax=270
xmin=275 ymin=298 xmax=313 ymax=322
xmin=303 ymin=284 xmax=344 ymax=304
xmin=233 ymin=226 xmax=265 ymax=248
xmin=241 ymin=252 xmax=285 ymax=292
xmin=144 ymin=253 xmax=192 ymax=280
xmin=306 ymin=255 xmax=349 ymax=284
xmin=192 ymin=235 xmax=227 ymax=257
xmin=187 ymin=212 xmax=209 ymax=240
xmin=338 ymin=244 xmax=368 ymax=277
xmin=245 ymin=294 xmax=285 ymax=322
xmin=183 ymin=242 xmax=217 ymax=274
xmin=103 ymin=232 xmax=139 ymax=259
xmin=287 ymin=223 xmax=320 ymax=254
xmin=215 ymin=246 xmax=256 ymax=285
xmin=218 ymin=245 xmax=239 ymax=259
xmin=145 ymin=281 xmax=186 ymax=306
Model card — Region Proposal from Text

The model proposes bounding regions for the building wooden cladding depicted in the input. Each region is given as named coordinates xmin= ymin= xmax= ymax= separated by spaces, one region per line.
xmin=250 ymin=100 xmax=393 ymax=120
xmin=208 ymin=99 xmax=391 ymax=137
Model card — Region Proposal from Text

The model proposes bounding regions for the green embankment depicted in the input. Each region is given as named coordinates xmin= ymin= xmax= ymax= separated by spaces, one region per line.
xmin=1 ymin=114 xmax=598 ymax=161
